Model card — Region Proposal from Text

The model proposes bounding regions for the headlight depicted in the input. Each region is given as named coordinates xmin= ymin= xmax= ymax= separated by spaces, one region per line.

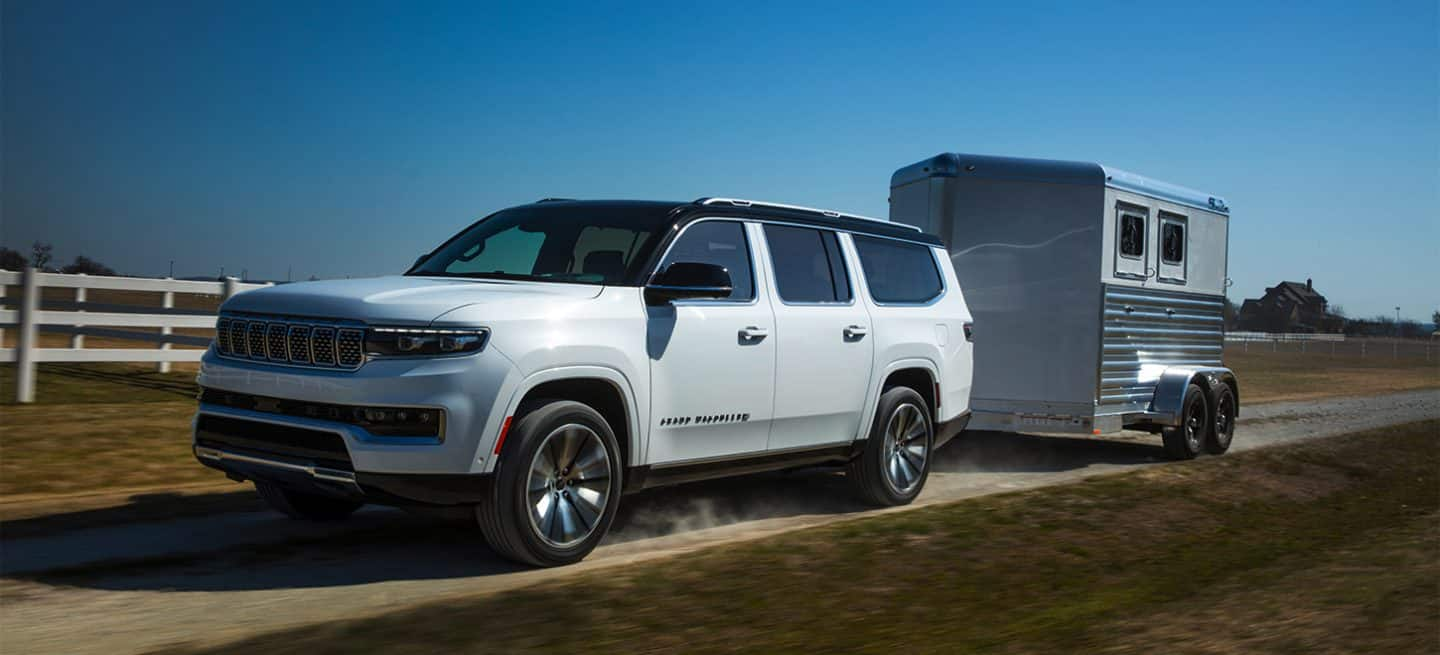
xmin=366 ymin=327 xmax=489 ymax=357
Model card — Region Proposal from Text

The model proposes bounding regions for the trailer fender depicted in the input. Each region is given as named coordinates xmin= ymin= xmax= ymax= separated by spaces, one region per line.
xmin=1149 ymin=367 xmax=1239 ymax=427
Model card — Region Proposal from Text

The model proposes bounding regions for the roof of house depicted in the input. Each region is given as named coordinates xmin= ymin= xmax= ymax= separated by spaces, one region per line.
xmin=1269 ymin=281 xmax=1326 ymax=305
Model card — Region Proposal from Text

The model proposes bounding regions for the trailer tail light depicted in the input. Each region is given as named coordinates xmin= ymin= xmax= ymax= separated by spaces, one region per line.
xmin=962 ymin=322 xmax=974 ymax=342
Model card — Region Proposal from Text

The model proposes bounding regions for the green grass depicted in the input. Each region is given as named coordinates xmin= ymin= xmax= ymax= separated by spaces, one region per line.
xmin=154 ymin=421 xmax=1440 ymax=655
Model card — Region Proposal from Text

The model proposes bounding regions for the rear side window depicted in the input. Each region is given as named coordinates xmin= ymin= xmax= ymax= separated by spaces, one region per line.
xmin=762 ymin=225 xmax=851 ymax=303
xmin=658 ymin=221 xmax=754 ymax=301
xmin=852 ymin=236 xmax=943 ymax=304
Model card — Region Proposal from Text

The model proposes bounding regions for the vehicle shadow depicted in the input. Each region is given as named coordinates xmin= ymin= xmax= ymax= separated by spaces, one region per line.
xmin=8 ymin=430 xmax=1166 ymax=593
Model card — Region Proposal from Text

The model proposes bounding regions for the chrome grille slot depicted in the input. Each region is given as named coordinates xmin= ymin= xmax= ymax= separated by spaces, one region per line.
xmin=336 ymin=329 xmax=364 ymax=367
xmin=287 ymin=325 xmax=312 ymax=364
xmin=246 ymin=323 xmax=268 ymax=360
xmin=229 ymin=320 xmax=250 ymax=356
xmin=215 ymin=318 xmax=232 ymax=354
xmin=266 ymin=323 xmax=289 ymax=360
xmin=215 ymin=314 xmax=364 ymax=371
xmin=311 ymin=327 xmax=337 ymax=366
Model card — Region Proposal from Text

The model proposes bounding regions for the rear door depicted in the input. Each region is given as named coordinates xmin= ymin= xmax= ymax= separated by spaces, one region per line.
xmin=759 ymin=224 xmax=874 ymax=450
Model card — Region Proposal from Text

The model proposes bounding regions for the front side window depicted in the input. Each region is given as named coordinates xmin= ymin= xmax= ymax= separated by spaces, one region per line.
xmin=852 ymin=235 xmax=943 ymax=304
xmin=1161 ymin=221 xmax=1185 ymax=264
xmin=657 ymin=221 xmax=754 ymax=301
xmin=1119 ymin=213 xmax=1145 ymax=258
xmin=762 ymin=225 xmax=851 ymax=303
xmin=410 ymin=204 xmax=673 ymax=285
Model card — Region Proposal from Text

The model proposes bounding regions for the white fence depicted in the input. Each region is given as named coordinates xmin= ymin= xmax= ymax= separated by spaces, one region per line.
xmin=1224 ymin=331 xmax=1346 ymax=342
xmin=1 ymin=268 xmax=271 ymax=403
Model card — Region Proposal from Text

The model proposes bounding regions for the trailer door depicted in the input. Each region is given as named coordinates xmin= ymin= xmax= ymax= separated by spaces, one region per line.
xmin=1113 ymin=203 xmax=1149 ymax=281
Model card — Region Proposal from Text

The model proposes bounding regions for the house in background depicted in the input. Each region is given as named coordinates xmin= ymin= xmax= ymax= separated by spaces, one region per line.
xmin=1235 ymin=278 xmax=1342 ymax=333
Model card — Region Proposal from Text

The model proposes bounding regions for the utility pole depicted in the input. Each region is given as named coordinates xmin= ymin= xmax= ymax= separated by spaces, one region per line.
xmin=169 ymin=260 xmax=175 ymax=278
xmin=1395 ymin=306 xmax=1401 ymax=359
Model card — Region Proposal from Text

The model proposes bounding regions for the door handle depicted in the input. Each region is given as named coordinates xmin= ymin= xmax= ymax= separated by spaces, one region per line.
xmin=739 ymin=326 xmax=769 ymax=340
xmin=844 ymin=325 xmax=869 ymax=339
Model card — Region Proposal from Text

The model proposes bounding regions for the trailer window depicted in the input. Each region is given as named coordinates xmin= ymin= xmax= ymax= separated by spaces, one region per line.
xmin=1119 ymin=213 xmax=1145 ymax=258
xmin=852 ymin=236 xmax=943 ymax=304
xmin=1161 ymin=222 xmax=1184 ymax=264
xmin=763 ymin=225 xmax=852 ymax=303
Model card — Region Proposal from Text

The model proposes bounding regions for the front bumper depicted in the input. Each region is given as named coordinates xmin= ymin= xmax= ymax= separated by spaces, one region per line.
xmin=193 ymin=347 xmax=522 ymax=478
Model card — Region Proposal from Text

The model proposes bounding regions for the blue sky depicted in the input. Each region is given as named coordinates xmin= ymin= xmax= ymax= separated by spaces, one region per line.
xmin=3 ymin=0 xmax=1436 ymax=320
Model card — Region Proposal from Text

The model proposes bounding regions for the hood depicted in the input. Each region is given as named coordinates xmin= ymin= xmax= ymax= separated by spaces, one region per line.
xmin=221 ymin=276 xmax=603 ymax=324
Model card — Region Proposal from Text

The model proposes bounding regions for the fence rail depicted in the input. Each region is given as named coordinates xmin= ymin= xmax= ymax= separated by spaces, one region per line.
xmin=1224 ymin=331 xmax=1346 ymax=342
xmin=1 ymin=268 xmax=271 ymax=402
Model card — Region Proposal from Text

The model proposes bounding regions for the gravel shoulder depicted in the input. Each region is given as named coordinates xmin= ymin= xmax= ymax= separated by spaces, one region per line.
xmin=1 ymin=389 xmax=1436 ymax=654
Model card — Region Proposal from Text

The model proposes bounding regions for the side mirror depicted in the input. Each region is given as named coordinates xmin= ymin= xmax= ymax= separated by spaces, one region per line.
xmin=645 ymin=262 xmax=732 ymax=305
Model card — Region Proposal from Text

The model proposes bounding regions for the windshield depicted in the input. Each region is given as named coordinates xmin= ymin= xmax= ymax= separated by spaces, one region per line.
xmin=409 ymin=203 xmax=676 ymax=285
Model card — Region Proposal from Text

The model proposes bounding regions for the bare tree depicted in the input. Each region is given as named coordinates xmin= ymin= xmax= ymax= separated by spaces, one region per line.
xmin=30 ymin=241 xmax=54 ymax=270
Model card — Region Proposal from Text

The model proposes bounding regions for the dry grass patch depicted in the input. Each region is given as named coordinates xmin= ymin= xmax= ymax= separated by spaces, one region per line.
xmin=156 ymin=421 xmax=1439 ymax=655
xmin=1226 ymin=347 xmax=1439 ymax=403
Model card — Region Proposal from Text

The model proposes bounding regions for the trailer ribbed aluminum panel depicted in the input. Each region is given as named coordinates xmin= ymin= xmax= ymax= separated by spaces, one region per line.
xmin=1099 ymin=285 xmax=1224 ymax=412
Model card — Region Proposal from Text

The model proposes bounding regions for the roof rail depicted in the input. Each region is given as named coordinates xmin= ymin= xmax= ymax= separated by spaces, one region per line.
xmin=535 ymin=197 xmax=575 ymax=203
xmin=695 ymin=197 xmax=918 ymax=232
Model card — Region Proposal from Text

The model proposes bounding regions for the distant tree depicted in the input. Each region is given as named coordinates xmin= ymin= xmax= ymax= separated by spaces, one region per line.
xmin=0 ymin=246 xmax=26 ymax=270
xmin=60 ymin=255 xmax=117 ymax=276
xmin=1432 ymin=309 xmax=1439 ymax=333
xmin=1222 ymin=297 xmax=1237 ymax=329
xmin=31 ymin=241 xmax=54 ymax=270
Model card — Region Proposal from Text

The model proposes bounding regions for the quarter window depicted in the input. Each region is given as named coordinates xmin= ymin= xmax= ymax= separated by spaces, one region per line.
xmin=852 ymin=236 xmax=943 ymax=304
xmin=1119 ymin=213 xmax=1145 ymax=258
xmin=763 ymin=225 xmax=852 ymax=304
xmin=658 ymin=221 xmax=754 ymax=301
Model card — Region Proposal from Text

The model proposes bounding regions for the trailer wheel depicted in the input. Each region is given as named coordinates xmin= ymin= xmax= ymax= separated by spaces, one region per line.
xmin=1161 ymin=383 xmax=1207 ymax=460
xmin=1205 ymin=384 xmax=1236 ymax=455
xmin=848 ymin=386 xmax=933 ymax=506
xmin=476 ymin=399 xmax=622 ymax=567
xmin=255 ymin=481 xmax=363 ymax=521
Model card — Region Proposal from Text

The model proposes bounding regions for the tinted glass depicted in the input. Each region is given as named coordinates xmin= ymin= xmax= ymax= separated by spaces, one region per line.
xmin=410 ymin=204 xmax=673 ymax=285
xmin=1162 ymin=222 xmax=1184 ymax=264
xmin=763 ymin=225 xmax=851 ymax=303
xmin=658 ymin=221 xmax=754 ymax=301
xmin=853 ymin=236 xmax=943 ymax=304
xmin=1119 ymin=214 xmax=1145 ymax=258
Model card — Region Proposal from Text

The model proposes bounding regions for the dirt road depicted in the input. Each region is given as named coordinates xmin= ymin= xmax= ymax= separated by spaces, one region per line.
xmin=3 ymin=389 xmax=1436 ymax=654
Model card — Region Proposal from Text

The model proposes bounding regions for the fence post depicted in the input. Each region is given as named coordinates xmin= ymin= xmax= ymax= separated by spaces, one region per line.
xmin=71 ymin=274 xmax=87 ymax=349
xmin=157 ymin=282 xmax=175 ymax=373
xmin=15 ymin=267 xmax=39 ymax=403
xmin=1361 ymin=341 xmax=1366 ymax=358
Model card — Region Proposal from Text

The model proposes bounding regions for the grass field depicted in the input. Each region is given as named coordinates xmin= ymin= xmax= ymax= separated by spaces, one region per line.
xmin=0 ymin=345 xmax=1436 ymax=499
xmin=153 ymin=421 xmax=1439 ymax=655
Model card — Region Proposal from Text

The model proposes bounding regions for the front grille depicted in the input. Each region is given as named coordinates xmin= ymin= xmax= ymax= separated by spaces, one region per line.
xmin=195 ymin=414 xmax=353 ymax=471
xmin=214 ymin=314 xmax=365 ymax=370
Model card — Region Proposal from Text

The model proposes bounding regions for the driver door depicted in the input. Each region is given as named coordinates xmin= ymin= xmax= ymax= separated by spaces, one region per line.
xmin=645 ymin=220 xmax=777 ymax=465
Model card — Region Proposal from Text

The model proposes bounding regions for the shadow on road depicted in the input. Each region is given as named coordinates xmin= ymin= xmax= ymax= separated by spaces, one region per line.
xmin=7 ymin=430 xmax=1166 ymax=593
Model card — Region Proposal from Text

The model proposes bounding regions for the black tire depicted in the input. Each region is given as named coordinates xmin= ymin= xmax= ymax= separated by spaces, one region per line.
xmin=1161 ymin=383 xmax=1208 ymax=460
xmin=255 ymin=480 xmax=363 ymax=521
xmin=1205 ymin=384 xmax=1237 ymax=455
xmin=476 ymin=399 xmax=622 ymax=567
xmin=848 ymin=386 xmax=933 ymax=506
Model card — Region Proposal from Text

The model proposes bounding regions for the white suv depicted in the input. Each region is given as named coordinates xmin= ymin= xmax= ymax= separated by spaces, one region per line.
xmin=195 ymin=198 xmax=974 ymax=566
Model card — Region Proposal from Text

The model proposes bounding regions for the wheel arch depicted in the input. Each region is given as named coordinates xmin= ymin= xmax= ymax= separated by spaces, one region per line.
xmin=855 ymin=358 xmax=941 ymax=441
xmin=1149 ymin=366 xmax=1239 ymax=426
xmin=499 ymin=367 xmax=642 ymax=469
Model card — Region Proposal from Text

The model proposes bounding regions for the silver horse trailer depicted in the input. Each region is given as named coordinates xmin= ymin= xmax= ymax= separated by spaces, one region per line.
xmin=889 ymin=152 xmax=1238 ymax=459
